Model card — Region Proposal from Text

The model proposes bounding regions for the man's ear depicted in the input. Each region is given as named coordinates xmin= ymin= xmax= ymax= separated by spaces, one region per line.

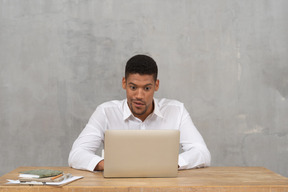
xmin=155 ymin=79 xmax=159 ymax=91
xmin=122 ymin=77 xmax=127 ymax=90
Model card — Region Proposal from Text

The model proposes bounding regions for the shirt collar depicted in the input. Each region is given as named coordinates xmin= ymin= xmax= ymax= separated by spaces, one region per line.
xmin=123 ymin=99 xmax=132 ymax=120
xmin=153 ymin=98 xmax=164 ymax=119
xmin=122 ymin=98 xmax=164 ymax=121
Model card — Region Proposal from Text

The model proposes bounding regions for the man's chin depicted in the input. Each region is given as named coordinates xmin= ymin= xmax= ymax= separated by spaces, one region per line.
xmin=133 ymin=111 xmax=146 ymax=116
xmin=131 ymin=107 xmax=146 ymax=117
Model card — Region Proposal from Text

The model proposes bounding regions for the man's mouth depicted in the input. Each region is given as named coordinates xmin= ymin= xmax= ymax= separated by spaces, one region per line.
xmin=133 ymin=101 xmax=145 ymax=108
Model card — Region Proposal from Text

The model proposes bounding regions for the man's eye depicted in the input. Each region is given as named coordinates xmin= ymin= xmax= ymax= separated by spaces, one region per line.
xmin=144 ymin=87 xmax=151 ymax=91
xmin=130 ymin=86 xmax=136 ymax=90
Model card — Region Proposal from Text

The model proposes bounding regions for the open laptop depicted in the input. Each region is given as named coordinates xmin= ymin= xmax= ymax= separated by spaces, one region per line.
xmin=103 ymin=129 xmax=180 ymax=178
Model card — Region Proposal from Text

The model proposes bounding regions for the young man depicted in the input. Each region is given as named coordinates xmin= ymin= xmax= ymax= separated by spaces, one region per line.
xmin=68 ymin=54 xmax=211 ymax=171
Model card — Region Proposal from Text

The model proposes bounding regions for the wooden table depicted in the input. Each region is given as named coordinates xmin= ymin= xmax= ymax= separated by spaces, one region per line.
xmin=0 ymin=167 xmax=288 ymax=192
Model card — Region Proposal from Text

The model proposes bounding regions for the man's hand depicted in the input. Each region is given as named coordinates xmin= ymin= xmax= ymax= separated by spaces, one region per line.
xmin=94 ymin=160 xmax=104 ymax=171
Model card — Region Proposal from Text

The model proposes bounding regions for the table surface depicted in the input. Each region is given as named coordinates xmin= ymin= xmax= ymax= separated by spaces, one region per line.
xmin=0 ymin=167 xmax=288 ymax=192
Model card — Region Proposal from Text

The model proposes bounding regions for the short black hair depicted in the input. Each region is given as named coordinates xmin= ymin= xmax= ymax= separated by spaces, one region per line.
xmin=125 ymin=54 xmax=158 ymax=81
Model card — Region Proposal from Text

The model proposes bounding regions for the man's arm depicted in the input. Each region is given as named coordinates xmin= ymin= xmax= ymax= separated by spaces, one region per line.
xmin=68 ymin=106 xmax=106 ymax=171
xmin=178 ymin=107 xmax=211 ymax=169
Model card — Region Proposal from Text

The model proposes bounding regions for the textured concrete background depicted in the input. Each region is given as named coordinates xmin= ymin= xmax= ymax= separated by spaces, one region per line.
xmin=0 ymin=0 xmax=288 ymax=177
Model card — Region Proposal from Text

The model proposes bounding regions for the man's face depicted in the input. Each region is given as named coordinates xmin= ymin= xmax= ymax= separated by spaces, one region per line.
xmin=122 ymin=73 xmax=159 ymax=121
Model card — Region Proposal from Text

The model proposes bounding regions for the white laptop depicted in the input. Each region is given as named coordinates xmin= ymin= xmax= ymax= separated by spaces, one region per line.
xmin=103 ymin=129 xmax=180 ymax=178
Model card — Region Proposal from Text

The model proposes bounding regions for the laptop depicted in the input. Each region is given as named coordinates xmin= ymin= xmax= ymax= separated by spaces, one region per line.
xmin=103 ymin=129 xmax=180 ymax=178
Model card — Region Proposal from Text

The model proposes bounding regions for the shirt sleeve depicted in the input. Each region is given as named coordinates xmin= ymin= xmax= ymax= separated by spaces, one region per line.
xmin=68 ymin=106 xmax=106 ymax=171
xmin=178 ymin=106 xmax=211 ymax=169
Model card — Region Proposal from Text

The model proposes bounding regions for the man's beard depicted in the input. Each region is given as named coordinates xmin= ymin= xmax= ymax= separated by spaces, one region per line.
xmin=129 ymin=99 xmax=148 ymax=116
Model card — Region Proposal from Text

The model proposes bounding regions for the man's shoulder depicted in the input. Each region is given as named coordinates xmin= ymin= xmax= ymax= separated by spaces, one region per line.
xmin=98 ymin=99 xmax=125 ymax=108
xmin=156 ymin=98 xmax=184 ymax=107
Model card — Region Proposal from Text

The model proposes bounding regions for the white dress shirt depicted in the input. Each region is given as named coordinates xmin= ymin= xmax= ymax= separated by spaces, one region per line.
xmin=68 ymin=98 xmax=211 ymax=171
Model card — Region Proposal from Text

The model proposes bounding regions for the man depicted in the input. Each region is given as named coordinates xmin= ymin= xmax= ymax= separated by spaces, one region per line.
xmin=68 ymin=54 xmax=211 ymax=171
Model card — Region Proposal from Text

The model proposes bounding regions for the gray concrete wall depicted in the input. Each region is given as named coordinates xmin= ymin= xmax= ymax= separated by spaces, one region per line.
xmin=1 ymin=0 xmax=287 ymax=177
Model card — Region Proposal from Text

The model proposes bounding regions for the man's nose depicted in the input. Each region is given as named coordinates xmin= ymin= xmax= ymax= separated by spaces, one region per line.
xmin=135 ymin=89 xmax=144 ymax=99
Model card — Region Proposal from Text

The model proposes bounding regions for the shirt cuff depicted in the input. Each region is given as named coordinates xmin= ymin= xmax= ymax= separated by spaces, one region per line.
xmin=178 ymin=155 xmax=187 ymax=170
xmin=87 ymin=156 xmax=104 ymax=172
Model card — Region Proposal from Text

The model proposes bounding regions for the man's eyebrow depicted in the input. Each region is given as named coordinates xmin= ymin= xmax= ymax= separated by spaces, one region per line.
xmin=128 ymin=82 xmax=136 ymax=86
xmin=128 ymin=82 xmax=153 ymax=86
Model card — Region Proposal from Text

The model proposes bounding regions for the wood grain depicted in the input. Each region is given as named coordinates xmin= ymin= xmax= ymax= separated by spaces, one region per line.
xmin=1 ymin=167 xmax=288 ymax=192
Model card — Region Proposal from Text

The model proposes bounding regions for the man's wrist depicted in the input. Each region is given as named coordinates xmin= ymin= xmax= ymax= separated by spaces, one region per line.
xmin=94 ymin=160 xmax=104 ymax=171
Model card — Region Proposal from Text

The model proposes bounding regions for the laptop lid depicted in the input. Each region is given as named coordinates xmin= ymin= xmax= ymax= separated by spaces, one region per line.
xmin=103 ymin=129 xmax=180 ymax=178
